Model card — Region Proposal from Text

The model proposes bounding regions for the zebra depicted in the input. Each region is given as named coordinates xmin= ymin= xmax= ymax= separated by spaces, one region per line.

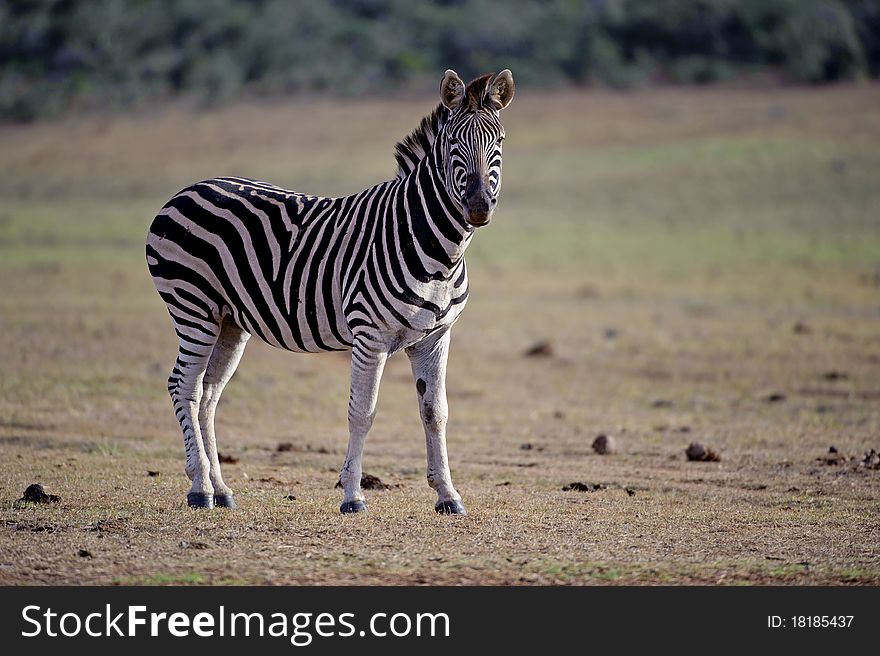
xmin=146 ymin=69 xmax=515 ymax=515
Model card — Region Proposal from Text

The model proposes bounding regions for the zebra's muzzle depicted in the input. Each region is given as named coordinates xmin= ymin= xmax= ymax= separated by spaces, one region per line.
xmin=464 ymin=208 xmax=491 ymax=227
xmin=464 ymin=195 xmax=493 ymax=226
xmin=463 ymin=174 xmax=493 ymax=227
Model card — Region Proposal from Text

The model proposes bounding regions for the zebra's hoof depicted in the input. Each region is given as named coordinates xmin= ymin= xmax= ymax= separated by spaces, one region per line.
xmin=340 ymin=500 xmax=367 ymax=514
xmin=214 ymin=494 xmax=236 ymax=509
xmin=186 ymin=493 xmax=215 ymax=509
xmin=435 ymin=499 xmax=467 ymax=515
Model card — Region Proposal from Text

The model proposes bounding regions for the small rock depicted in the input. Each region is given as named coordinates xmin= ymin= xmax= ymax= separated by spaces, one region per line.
xmin=524 ymin=340 xmax=554 ymax=357
xmin=276 ymin=442 xmax=294 ymax=452
xmin=147 ymin=470 xmax=160 ymax=477
xmin=793 ymin=321 xmax=811 ymax=335
xmin=651 ymin=399 xmax=674 ymax=408
xmin=686 ymin=442 xmax=722 ymax=462
xmin=218 ymin=453 xmax=239 ymax=464
xmin=562 ymin=482 xmax=606 ymax=492
xmin=335 ymin=472 xmax=392 ymax=490
xmin=592 ymin=434 xmax=616 ymax=455
xmin=625 ymin=487 xmax=636 ymax=497
xmin=603 ymin=328 xmax=619 ymax=340
xmin=496 ymin=481 xmax=511 ymax=487
xmin=817 ymin=450 xmax=847 ymax=465
xmin=283 ymin=494 xmax=297 ymax=501
xmin=19 ymin=483 xmax=60 ymax=504
xmin=520 ymin=442 xmax=533 ymax=451
xmin=822 ymin=371 xmax=848 ymax=381
xmin=78 ymin=549 xmax=92 ymax=558
xmin=859 ymin=449 xmax=879 ymax=470
xmin=360 ymin=473 xmax=391 ymax=490
xmin=764 ymin=393 xmax=786 ymax=403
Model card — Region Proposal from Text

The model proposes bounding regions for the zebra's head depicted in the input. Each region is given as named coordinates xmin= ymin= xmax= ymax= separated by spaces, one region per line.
xmin=439 ymin=69 xmax=515 ymax=227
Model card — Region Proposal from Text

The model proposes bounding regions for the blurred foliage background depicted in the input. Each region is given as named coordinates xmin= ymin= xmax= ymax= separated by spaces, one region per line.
xmin=1 ymin=0 xmax=879 ymax=121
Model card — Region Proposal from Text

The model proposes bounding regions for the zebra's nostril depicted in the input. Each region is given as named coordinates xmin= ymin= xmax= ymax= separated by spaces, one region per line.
xmin=490 ymin=198 xmax=497 ymax=205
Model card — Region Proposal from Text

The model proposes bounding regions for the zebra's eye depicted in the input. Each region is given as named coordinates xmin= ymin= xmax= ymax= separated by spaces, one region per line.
xmin=496 ymin=136 xmax=505 ymax=145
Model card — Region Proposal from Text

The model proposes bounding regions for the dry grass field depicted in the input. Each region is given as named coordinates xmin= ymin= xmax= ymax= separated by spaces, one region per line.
xmin=1 ymin=84 xmax=879 ymax=585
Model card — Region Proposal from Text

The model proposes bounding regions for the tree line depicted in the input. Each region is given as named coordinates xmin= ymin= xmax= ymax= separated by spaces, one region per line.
xmin=1 ymin=0 xmax=878 ymax=121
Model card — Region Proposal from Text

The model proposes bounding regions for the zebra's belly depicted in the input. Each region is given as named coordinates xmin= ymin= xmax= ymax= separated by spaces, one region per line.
xmin=199 ymin=301 xmax=352 ymax=354
xmin=221 ymin=274 xmax=467 ymax=355
xmin=178 ymin=272 xmax=355 ymax=354
xmin=263 ymin=283 xmax=354 ymax=353
xmin=283 ymin=307 xmax=354 ymax=352
xmin=266 ymin=300 xmax=463 ymax=355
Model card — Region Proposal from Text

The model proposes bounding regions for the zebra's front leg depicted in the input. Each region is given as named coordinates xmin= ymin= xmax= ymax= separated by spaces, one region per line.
xmin=339 ymin=342 xmax=388 ymax=514
xmin=406 ymin=330 xmax=466 ymax=515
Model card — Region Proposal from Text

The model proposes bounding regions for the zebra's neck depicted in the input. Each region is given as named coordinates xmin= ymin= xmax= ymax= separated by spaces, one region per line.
xmin=386 ymin=142 xmax=473 ymax=278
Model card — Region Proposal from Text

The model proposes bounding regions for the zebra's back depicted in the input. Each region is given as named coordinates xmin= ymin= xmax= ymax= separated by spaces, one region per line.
xmin=146 ymin=176 xmax=357 ymax=353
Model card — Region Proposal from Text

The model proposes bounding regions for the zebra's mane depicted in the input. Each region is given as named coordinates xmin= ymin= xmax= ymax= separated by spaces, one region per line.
xmin=394 ymin=104 xmax=449 ymax=179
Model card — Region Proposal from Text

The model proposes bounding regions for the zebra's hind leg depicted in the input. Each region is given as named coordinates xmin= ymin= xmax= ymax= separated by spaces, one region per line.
xmin=199 ymin=318 xmax=250 ymax=509
xmin=167 ymin=323 xmax=220 ymax=509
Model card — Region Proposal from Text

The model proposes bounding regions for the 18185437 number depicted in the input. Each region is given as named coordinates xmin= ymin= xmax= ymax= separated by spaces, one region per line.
xmin=768 ymin=615 xmax=854 ymax=629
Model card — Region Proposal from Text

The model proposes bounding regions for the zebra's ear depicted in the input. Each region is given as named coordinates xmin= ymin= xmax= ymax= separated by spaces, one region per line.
xmin=486 ymin=69 xmax=515 ymax=111
xmin=440 ymin=69 xmax=465 ymax=110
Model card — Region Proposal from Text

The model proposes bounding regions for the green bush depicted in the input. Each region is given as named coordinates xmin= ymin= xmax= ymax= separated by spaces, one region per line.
xmin=779 ymin=0 xmax=866 ymax=82
xmin=0 ymin=0 xmax=877 ymax=121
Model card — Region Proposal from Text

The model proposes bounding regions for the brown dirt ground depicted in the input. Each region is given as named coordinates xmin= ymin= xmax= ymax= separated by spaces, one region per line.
xmin=0 ymin=84 xmax=878 ymax=585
